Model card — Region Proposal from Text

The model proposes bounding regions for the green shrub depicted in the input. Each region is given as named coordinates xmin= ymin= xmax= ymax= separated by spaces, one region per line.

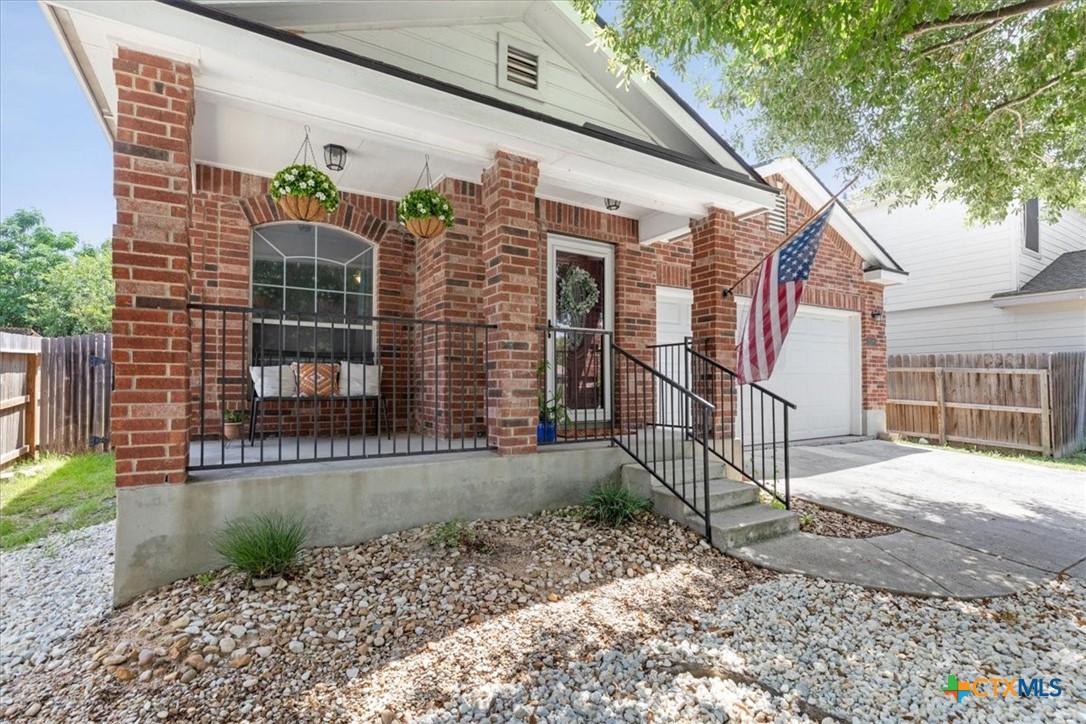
xmin=583 ymin=483 xmax=652 ymax=527
xmin=429 ymin=519 xmax=489 ymax=551
xmin=213 ymin=513 xmax=307 ymax=579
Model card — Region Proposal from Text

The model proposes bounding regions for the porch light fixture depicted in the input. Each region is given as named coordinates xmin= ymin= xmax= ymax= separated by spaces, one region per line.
xmin=870 ymin=308 xmax=885 ymax=322
xmin=604 ymin=197 xmax=621 ymax=211
xmin=323 ymin=143 xmax=347 ymax=172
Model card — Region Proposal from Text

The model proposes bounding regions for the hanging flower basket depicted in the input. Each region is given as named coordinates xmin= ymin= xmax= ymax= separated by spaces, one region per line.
xmin=268 ymin=128 xmax=341 ymax=221
xmin=270 ymin=164 xmax=340 ymax=221
xmin=398 ymin=188 xmax=455 ymax=240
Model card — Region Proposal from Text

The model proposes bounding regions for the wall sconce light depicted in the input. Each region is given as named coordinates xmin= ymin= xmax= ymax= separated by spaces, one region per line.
xmin=870 ymin=308 xmax=885 ymax=322
xmin=323 ymin=144 xmax=347 ymax=172
xmin=604 ymin=197 xmax=621 ymax=211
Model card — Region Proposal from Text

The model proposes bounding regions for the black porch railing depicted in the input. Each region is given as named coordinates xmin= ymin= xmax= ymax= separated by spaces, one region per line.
xmin=654 ymin=339 xmax=795 ymax=508
xmin=189 ymin=303 xmax=494 ymax=469
xmin=611 ymin=343 xmax=717 ymax=540
xmin=539 ymin=326 xmax=612 ymax=445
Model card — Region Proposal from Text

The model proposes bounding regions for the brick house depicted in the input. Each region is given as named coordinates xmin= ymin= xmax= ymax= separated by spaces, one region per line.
xmin=44 ymin=0 xmax=904 ymax=602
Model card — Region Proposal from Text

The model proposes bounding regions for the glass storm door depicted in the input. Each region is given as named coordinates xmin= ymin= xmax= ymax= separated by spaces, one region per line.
xmin=546 ymin=236 xmax=614 ymax=427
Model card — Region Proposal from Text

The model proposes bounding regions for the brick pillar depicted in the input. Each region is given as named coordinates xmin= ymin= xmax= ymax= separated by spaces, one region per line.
xmin=690 ymin=207 xmax=739 ymax=438
xmin=861 ymin=282 xmax=888 ymax=434
xmin=111 ymin=48 xmax=195 ymax=486
xmin=415 ymin=178 xmax=485 ymax=439
xmin=480 ymin=152 xmax=540 ymax=454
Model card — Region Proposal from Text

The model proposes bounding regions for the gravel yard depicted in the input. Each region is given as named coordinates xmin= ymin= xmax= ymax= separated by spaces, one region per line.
xmin=1 ymin=510 xmax=1083 ymax=723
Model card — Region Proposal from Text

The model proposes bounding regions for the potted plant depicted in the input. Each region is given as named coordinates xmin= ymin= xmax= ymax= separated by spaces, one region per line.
xmin=397 ymin=188 xmax=455 ymax=240
xmin=269 ymin=163 xmax=340 ymax=221
xmin=222 ymin=408 xmax=247 ymax=441
xmin=536 ymin=360 xmax=569 ymax=444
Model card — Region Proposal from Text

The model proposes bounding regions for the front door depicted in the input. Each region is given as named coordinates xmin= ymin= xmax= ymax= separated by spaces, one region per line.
xmin=546 ymin=236 xmax=614 ymax=428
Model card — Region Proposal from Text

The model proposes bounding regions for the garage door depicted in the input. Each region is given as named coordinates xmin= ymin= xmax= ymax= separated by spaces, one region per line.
xmin=736 ymin=298 xmax=859 ymax=441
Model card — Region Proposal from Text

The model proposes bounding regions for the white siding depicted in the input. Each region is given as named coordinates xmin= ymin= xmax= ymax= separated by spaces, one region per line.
xmin=305 ymin=23 xmax=656 ymax=142
xmin=855 ymin=200 xmax=1016 ymax=312
xmin=887 ymin=300 xmax=1086 ymax=355
xmin=1018 ymin=206 xmax=1086 ymax=287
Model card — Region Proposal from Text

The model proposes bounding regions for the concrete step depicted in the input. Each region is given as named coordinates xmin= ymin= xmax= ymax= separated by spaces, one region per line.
xmin=620 ymin=460 xmax=727 ymax=491
xmin=701 ymin=504 xmax=800 ymax=550
xmin=654 ymin=478 xmax=760 ymax=512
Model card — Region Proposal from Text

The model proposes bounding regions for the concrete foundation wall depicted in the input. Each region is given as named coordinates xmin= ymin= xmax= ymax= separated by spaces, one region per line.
xmin=114 ymin=446 xmax=635 ymax=605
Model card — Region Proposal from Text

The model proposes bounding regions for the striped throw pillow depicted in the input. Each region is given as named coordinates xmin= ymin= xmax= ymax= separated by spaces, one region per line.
xmin=292 ymin=362 xmax=340 ymax=397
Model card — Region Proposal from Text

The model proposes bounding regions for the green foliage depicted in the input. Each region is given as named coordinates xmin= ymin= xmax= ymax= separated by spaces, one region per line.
xmin=223 ymin=409 xmax=247 ymax=423
xmin=197 ymin=572 xmax=216 ymax=586
xmin=0 ymin=453 xmax=115 ymax=550
xmin=213 ymin=513 xmax=307 ymax=579
xmin=269 ymin=164 xmax=340 ymax=212
xmin=583 ymin=482 xmax=652 ymax=527
xmin=429 ymin=519 xmax=490 ymax=551
xmin=397 ymin=188 xmax=456 ymax=227
xmin=575 ymin=0 xmax=1086 ymax=223
xmin=29 ymin=241 xmax=114 ymax=337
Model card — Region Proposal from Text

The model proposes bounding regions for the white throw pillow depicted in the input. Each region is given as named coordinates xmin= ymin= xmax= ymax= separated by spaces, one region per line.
xmin=339 ymin=362 xmax=381 ymax=397
xmin=249 ymin=365 xmax=298 ymax=398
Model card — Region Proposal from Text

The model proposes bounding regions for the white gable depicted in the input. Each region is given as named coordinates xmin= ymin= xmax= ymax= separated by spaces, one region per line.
xmin=305 ymin=22 xmax=659 ymax=144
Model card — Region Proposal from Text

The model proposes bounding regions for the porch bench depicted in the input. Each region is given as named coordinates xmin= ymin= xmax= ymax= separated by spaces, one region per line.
xmin=247 ymin=362 xmax=389 ymax=444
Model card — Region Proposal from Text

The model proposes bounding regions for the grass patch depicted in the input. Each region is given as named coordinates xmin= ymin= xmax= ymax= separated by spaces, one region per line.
xmin=0 ymin=453 xmax=115 ymax=550
xmin=901 ymin=441 xmax=1086 ymax=471
xmin=583 ymin=483 xmax=652 ymax=527
xmin=213 ymin=512 xmax=307 ymax=579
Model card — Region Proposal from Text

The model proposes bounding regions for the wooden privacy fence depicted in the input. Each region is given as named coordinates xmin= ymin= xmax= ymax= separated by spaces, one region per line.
xmin=887 ymin=351 xmax=1086 ymax=458
xmin=0 ymin=332 xmax=41 ymax=467
xmin=0 ymin=332 xmax=112 ymax=467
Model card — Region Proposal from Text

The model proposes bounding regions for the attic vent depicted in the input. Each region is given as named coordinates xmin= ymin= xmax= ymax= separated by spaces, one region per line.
xmin=505 ymin=46 xmax=539 ymax=90
xmin=768 ymin=192 xmax=788 ymax=234
xmin=497 ymin=34 xmax=546 ymax=99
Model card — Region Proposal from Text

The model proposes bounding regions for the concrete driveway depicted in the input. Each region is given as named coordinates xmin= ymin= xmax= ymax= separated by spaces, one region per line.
xmin=788 ymin=440 xmax=1086 ymax=580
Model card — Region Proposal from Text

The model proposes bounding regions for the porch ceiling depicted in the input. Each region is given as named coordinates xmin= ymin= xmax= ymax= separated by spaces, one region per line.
xmin=44 ymin=0 xmax=777 ymax=238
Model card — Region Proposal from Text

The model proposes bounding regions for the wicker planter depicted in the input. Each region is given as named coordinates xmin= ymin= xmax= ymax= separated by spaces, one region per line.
xmin=278 ymin=194 xmax=326 ymax=222
xmin=404 ymin=215 xmax=446 ymax=239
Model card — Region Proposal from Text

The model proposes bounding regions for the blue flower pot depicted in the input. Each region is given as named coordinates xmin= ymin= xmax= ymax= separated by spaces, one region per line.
xmin=537 ymin=421 xmax=557 ymax=444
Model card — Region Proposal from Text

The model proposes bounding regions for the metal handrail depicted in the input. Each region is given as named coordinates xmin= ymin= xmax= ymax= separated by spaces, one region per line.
xmin=687 ymin=346 xmax=797 ymax=409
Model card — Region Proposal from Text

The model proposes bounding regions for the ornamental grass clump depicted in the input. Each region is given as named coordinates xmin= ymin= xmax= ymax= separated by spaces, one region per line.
xmin=583 ymin=482 xmax=652 ymax=527
xmin=269 ymin=164 xmax=340 ymax=213
xmin=213 ymin=512 xmax=307 ymax=579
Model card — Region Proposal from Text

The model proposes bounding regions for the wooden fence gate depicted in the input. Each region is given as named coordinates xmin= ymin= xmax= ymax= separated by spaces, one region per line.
xmin=887 ymin=351 xmax=1086 ymax=458
xmin=0 ymin=332 xmax=113 ymax=467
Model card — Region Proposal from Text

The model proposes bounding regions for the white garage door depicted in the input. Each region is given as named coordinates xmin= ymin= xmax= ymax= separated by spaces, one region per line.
xmin=736 ymin=298 xmax=859 ymax=441
xmin=654 ymin=286 xmax=860 ymax=441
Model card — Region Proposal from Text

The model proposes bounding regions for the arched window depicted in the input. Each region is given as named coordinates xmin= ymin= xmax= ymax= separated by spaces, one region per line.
xmin=250 ymin=223 xmax=375 ymax=362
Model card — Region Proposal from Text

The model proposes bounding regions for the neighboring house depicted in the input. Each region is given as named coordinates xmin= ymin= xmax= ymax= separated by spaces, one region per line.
xmin=852 ymin=196 xmax=1086 ymax=355
xmin=43 ymin=0 xmax=902 ymax=602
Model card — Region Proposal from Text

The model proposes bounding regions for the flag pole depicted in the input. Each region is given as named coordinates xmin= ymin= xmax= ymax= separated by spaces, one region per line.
xmin=722 ymin=174 xmax=860 ymax=299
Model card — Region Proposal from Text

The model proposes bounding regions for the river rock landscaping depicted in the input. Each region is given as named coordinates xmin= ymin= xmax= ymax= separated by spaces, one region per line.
xmin=1 ymin=510 xmax=1082 ymax=722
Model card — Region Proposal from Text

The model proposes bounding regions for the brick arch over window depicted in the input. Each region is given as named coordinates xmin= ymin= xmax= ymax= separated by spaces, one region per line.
xmin=239 ymin=194 xmax=391 ymax=245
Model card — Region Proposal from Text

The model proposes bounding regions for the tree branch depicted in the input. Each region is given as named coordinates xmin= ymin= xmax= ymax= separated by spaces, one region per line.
xmin=905 ymin=0 xmax=1069 ymax=38
xmin=912 ymin=21 xmax=1000 ymax=59
xmin=984 ymin=69 xmax=1084 ymax=122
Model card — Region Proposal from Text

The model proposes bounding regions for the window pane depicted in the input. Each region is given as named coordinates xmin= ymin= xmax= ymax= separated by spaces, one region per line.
xmin=253 ymin=259 xmax=283 ymax=286
xmin=318 ymin=227 xmax=370 ymax=263
xmin=252 ymin=285 xmax=282 ymax=310
xmin=285 ymin=259 xmax=315 ymax=288
xmin=347 ymin=261 xmax=372 ymax=294
xmin=316 ymin=261 xmax=344 ymax=291
xmin=346 ymin=293 xmax=372 ymax=318
xmin=257 ymin=224 xmax=315 ymax=257
xmin=285 ymin=288 xmax=314 ymax=314
xmin=316 ymin=290 xmax=344 ymax=316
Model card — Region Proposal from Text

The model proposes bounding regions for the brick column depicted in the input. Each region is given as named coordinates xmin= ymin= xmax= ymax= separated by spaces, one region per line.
xmin=415 ymin=178 xmax=485 ymax=439
xmin=480 ymin=152 xmax=540 ymax=454
xmin=690 ymin=207 xmax=740 ymax=440
xmin=111 ymin=48 xmax=195 ymax=486
xmin=861 ymin=282 xmax=888 ymax=434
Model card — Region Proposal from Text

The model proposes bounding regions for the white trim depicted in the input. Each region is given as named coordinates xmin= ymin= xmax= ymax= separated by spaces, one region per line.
xmin=863 ymin=268 xmax=909 ymax=286
xmin=991 ymin=289 xmax=1086 ymax=308
xmin=546 ymin=235 xmax=615 ymax=423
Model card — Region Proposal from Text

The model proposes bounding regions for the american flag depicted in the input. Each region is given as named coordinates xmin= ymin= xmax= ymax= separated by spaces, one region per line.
xmin=736 ymin=209 xmax=831 ymax=385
